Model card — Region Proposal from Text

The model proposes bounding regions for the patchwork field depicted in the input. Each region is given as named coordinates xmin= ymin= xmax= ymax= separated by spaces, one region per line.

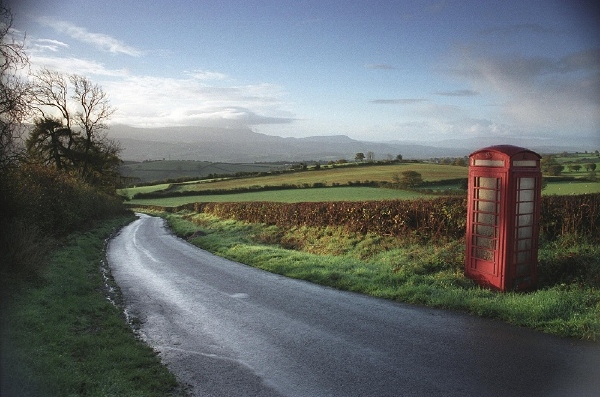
xmin=122 ymin=160 xmax=600 ymax=206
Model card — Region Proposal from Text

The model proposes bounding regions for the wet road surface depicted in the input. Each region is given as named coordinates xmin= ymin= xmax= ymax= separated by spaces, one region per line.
xmin=107 ymin=214 xmax=600 ymax=397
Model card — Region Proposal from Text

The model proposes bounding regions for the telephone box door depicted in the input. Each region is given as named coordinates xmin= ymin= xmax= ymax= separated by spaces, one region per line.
xmin=466 ymin=172 xmax=505 ymax=288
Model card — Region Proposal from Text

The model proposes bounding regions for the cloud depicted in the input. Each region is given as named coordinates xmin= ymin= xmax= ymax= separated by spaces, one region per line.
xmin=185 ymin=70 xmax=229 ymax=81
xmin=30 ymin=55 xmax=130 ymax=76
xmin=373 ymin=117 xmax=516 ymax=142
xmin=557 ymin=48 xmax=600 ymax=73
xmin=38 ymin=17 xmax=142 ymax=56
xmin=365 ymin=63 xmax=396 ymax=70
xmin=450 ymin=48 xmax=600 ymax=137
xmin=447 ymin=118 xmax=514 ymax=137
xmin=104 ymin=75 xmax=295 ymax=128
xmin=434 ymin=89 xmax=479 ymax=97
xmin=32 ymin=38 xmax=69 ymax=52
xmin=184 ymin=107 xmax=295 ymax=125
xmin=369 ymin=99 xmax=427 ymax=104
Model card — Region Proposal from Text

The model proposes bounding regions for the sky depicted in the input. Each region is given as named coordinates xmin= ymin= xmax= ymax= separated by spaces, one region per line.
xmin=5 ymin=0 xmax=600 ymax=146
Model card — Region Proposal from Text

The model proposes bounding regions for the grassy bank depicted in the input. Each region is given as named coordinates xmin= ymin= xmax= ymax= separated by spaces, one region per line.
xmin=0 ymin=216 xmax=186 ymax=397
xmin=158 ymin=210 xmax=599 ymax=341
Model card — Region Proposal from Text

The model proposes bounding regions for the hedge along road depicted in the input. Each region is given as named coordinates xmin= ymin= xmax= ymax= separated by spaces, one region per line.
xmin=107 ymin=214 xmax=600 ymax=397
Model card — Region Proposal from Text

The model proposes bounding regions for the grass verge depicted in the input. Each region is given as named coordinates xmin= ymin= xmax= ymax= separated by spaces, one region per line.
xmin=0 ymin=216 xmax=186 ymax=397
xmin=159 ymin=210 xmax=600 ymax=341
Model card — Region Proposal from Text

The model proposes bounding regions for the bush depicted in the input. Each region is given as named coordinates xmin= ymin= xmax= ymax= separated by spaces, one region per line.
xmin=1 ymin=164 xmax=125 ymax=236
xmin=0 ymin=164 xmax=126 ymax=276
xmin=191 ymin=197 xmax=467 ymax=241
xmin=540 ymin=194 xmax=600 ymax=239
xmin=0 ymin=219 xmax=54 ymax=276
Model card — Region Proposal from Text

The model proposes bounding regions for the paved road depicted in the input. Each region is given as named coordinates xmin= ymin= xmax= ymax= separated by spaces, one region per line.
xmin=107 ymin=214 xmax=600 ymax=397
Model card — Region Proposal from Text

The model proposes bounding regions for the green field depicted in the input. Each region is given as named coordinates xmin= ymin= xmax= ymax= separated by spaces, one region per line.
xmin=121 ymin=160 xmax=600 ymax=207
xmin=543 ymin=180 xmax=600 ymax=195
xmin=127 ymin=186 xmax=435 ymax=206
xmin=124 ymin=180 xmax=600 ymax=209
xmin=120 ymin=183 xmax=171 ymax=198
xmin=168 ymin=163 xmax=467 ymax=194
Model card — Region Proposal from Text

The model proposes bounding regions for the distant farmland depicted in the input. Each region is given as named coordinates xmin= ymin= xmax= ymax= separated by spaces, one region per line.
xmin=121 ymin=159 xmax=600 ymax=207
xmin=166 ymin=163 xmax=468 ymax=194
xmin=120 ymin=160 xmax=289 ymax=183
xmin=123 ymin=162 xmax=467 ymax=205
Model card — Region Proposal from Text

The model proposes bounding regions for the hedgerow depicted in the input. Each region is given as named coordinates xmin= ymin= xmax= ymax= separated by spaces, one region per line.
xmin=540 ymin=194 xmax=600 ymax=239
xmin=145 ymin=193 xmax=600 ymax=241
xmin=189 ymin=198 xmax=466 ymax=241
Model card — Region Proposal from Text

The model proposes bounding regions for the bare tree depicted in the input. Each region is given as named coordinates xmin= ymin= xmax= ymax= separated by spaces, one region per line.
xmin=30 ymin=68 xmax=120 ymax=188
xmin=0 ymin=1 xmax=31 ymax=168
xmin=31 ymin=69 xmax=72 ymax=129
xmin=70 ymin=74 xmax=116 ymax=178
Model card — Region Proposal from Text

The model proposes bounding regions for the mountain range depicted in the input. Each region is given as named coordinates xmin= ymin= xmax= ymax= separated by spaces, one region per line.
xmin=107 ymin=124 xmax=589 ymax=163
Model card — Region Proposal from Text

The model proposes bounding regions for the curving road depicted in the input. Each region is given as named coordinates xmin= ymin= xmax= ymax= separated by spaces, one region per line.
xmin=107 ymin=214 xmax=600 ymax=397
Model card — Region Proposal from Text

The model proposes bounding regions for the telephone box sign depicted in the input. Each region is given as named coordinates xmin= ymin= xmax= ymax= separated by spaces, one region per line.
xmin=465 ymin=145 xmax=541 ymax=291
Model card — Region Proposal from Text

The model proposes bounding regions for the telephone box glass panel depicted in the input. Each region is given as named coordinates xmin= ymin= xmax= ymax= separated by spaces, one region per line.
xmin=472 ymin=177 xmax=501 ymax=264
xmin=514 ymin=177 xmax=536 ymax=275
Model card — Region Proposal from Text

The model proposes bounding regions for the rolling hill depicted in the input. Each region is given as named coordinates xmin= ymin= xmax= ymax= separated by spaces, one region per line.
xmin=108 ymin=124 xmax=589 ymax=163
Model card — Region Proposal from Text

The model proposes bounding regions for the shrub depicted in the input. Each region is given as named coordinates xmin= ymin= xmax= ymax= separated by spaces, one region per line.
xmin=0 ymin=164 xmax=126 ymax=276
xmin=2 ymin=164 xmax=125 ymax=235
xmin=174 ymin=193 xmax=600 ymax=242
xmin=191 ymin=197 xmax=467 ymax=241
xmin=540 ymin=194 xmax=600 ymax=239
xmin=0 ymin=219 xmax=54 ymax=276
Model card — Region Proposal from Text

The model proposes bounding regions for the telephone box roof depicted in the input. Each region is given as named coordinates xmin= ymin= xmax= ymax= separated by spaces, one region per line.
xmin=469 ymin=145 xmax=541 ymax=159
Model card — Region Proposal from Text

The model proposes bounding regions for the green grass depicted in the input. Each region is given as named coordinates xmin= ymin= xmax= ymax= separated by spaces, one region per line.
xmin=125 ymin=180 xmax=600 ymax=208
xmin=166 ymin=163 xmax=467 ymax=194
xmin=120 ymin=159 xmax=600 ymax=207
xmin=120 ymin=183 xmax=171 ymax=199
xmin=158 ymin=211 xmax=600 ymax=341
xmin=543 ymin=180 xmax=600 ymax=195
xmin=127 ymin=186 xmax=436 ymax=206
xmin=0 ymin=216 xmax=185 ymax=397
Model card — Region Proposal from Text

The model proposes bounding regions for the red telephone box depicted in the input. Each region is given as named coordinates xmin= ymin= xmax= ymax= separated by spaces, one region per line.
xmin=465 ymin=145 xmax=542 ymax=291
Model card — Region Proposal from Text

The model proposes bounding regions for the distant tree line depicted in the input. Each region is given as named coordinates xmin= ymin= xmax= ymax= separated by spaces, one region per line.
xmin=541 ymin=155 xmax=597 ymax=180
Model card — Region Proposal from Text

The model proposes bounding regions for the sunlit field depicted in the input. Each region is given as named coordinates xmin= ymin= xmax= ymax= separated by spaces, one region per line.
xmin=167 ymin=163 xmax=467 ymax=194
xmin=120 ymin=158 xmax=600 ymax=208
xmin=543 ymin=181 xmax=600 ymax=195
xmin=127 ymin=186 xmax=435 ymax=206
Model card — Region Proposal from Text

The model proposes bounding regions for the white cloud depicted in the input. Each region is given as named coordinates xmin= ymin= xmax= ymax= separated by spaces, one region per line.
xmin=38 ymin=17 xmax=142 ymax=56
xmin=104 ymin=75 xmax=295 ymax=127
xmin=369 ymin=98 xmax=427 ymax=104
xmin=185 ymin=70 xmax=229 ymax=81
xmin=32 ymin=38 xmax=69 ymax=52
xmin=434 ymin=89 xmax=479 ymax=97
xmin=30 ymin=55 xmax=130 ymax=76
xmin=370 ymin=117 xmax=515 ymax=142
